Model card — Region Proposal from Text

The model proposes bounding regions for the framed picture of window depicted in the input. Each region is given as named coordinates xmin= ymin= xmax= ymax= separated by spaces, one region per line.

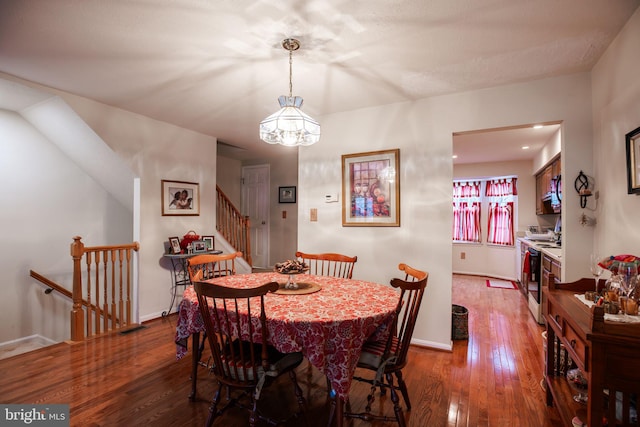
xmin=626 ymin=126 xmax=640 ymax=194
xmin=162 ymin=180 xmax=200 ymax=216
xmin=279 ymin=186 xmax=296 ymax=203
xmin=342 ymin=149 xmax=400 ymax=227
xmin=202 ymin=236 xmax=215 ymax=251
xmin=168 ymin=236 xmax=181 ymax=254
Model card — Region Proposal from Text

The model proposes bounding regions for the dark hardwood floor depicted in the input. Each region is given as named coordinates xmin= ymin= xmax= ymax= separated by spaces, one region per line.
xmin=0 ymin=274 xmax=562 ymax=426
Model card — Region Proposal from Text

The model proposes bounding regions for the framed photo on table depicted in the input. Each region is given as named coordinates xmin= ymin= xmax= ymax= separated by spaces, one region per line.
xmin=192 ymin=240 xmax=207 ymax=253
xmin=342 ymin=149 xmax=400 ymax=227
xmin=626 ymin=126 xmax=640 ymax=194
xmin=279 ymin=186 xmax=296 ymax=203
xmin=168 ymin=236 xmax=181 ymax=254
xmin=162 ymin=180 xmax=200 ymax=216
xmin=202 ymin=236 xmax=215 ymax=251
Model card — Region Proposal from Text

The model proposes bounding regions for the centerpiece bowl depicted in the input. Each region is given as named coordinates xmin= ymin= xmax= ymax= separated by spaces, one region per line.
xmin=274 ymin=260 xmax=310 ymax=290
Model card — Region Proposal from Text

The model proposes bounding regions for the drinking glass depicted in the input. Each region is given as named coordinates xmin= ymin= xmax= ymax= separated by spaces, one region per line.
xmin=620 ymin=262 xmax=638 ymax=299
xmin=590 ymin=254 xmax=603 ymax=294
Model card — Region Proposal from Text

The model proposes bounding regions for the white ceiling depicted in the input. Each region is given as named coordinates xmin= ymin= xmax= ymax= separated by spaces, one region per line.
xmin=453 ymin=123 xmax=561 ymax=165
xmin=0 ymin=0 xmax=638 ymax=161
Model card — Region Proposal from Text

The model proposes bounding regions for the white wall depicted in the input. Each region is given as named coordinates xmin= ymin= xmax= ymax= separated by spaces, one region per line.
xmin=453 ymin=160 xmax=538 ymax=280
xmin=591 ymin=8 xmax=640 ymax=261
xmin=217 ymin=154 xmax=242 ymax=207
xmin=299 ymin=73 xmax=594 ymax=350
xmin=0 ymin=110 xmax=132 ymax=342
xmin=58 ymin=94 xmax=218 ymax=320
xmin=1 ymin=72 xmax=220 ymax=325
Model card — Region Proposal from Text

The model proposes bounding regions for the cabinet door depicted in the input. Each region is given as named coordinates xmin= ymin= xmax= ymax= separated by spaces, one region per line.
xmin=541 ymin=254 xmax=561 ymax=320
xmin=552 ymin=157 xmax=561 ymax=178
xmin=536 ymin=174 xmax=544 ymax=214
xmin=542 ymin=165 xmax=553 ymax=194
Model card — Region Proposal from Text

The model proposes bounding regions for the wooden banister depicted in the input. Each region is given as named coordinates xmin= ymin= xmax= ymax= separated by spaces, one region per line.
xmin=31 ymin=237 xmax=139 ymax=342
xmin=30 ymin=269 xmax=120 ymax=323
xmin=216 ymin=185 xmax=252 ymax=266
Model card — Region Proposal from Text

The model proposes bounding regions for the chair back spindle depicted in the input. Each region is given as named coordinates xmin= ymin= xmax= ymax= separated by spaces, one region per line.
xmin=294 ymin=251 xmax=358 ymax=279
xmin=187 ymin=251 xmax=242 ymax=282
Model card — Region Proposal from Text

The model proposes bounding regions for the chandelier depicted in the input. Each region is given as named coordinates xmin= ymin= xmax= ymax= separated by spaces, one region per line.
xmin=259 ymin=38 xmax=320 ymax=147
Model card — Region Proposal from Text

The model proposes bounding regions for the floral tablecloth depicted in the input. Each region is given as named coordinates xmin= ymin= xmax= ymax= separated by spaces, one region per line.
xmin=175 ymin=272 xmax=399 ymax=400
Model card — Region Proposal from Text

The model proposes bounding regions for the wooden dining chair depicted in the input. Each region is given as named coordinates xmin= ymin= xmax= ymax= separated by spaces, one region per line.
xmin=186 ymin=251 xmax=242 ymax=400
xmin=186 ymin=251 xmax=242 ymax=282
xmin=345 ymin=263 xmax=429 ymax=427
xmin=294 ymin=251 xmax=358 ymax=279
xmin=194 ymin=280 xmax=307 ymax=427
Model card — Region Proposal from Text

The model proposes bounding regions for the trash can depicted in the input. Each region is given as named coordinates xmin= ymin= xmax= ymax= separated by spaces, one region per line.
xmin=451 ymin=304 xmax=469 ymax=340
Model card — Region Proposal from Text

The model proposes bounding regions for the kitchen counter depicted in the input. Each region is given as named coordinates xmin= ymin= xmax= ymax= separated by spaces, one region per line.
xmin=518 ymin=237 xmax=562 ymax=262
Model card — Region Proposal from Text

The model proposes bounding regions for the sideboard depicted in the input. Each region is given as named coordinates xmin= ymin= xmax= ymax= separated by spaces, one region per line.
xmin=544 ymin=277 xmax=640 ymax=427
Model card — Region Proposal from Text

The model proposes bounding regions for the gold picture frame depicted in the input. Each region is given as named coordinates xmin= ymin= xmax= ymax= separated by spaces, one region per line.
xmin=342 ymin=149 xmax=400 ymax=227
xmin=626 ymin=126 xmax=640 ymax=194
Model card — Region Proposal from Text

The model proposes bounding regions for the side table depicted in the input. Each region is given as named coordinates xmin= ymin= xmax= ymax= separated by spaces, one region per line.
xmin=162 ymin=250 xmax=222 ymax=316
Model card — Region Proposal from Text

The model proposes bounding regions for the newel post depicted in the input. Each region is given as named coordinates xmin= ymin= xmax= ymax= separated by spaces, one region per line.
xmin=70 ymin=236 xmax=85 ymax=341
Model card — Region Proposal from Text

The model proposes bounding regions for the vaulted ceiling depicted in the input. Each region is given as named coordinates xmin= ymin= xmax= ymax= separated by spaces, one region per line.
xmin=1 ymin=0 xmax=638 ymax=160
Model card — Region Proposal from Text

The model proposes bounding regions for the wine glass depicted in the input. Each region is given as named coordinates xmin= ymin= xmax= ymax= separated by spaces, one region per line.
xmin=620 ymin=261 xmax=638 ymax=297
xmin=590 ymin=253 xmax=603 ymax=294
xmin=567 ymin=368 xmax=588 ymax=404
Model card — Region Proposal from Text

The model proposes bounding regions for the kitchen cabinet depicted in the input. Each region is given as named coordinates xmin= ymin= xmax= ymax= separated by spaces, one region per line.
xmin=536 ymin=156 xmax=561 ymax=215
xmin=544 ymin=279 xmax=640 ymax=427
xmin=541 ymin=253 xmax=561 ymax=320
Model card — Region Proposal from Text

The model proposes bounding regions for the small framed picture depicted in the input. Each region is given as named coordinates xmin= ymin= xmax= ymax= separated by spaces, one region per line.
xmin=202 ymin=236 xmax=215 ymax=251
xmin=161 ymin=179 xmax=200 ymax=216
xmin=168 ymin=236 xmax=181 ymax=254
xmin=279 ymin=186 xmax=296 ymax=203
xmin=192 ymin=240 xmax=207 ymax=253
xmin=626 ymin=126 xmax=640 ymax=194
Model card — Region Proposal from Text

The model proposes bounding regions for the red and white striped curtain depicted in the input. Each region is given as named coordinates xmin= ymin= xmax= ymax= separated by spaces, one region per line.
xmin=453 ymin=181 xmax=481 ymax=198
xmin=453 ymin=201 xmax=481 ymax=242
xmin=487 ymin=202 xmax=514 ymax=246
xmin=453 ymin=181 xmax=481 ymax=243
xmin=485 ymin=177 xmax=517 ymax=196
xmin=486 ymin=177 xmax=517 ymax=246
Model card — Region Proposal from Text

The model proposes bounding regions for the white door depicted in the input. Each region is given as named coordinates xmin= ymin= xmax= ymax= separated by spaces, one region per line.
xmin=241 ymin=165 xmax=270 ymax=268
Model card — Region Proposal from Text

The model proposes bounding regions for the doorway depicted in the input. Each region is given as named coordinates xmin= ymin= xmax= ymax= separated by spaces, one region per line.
xmin=452 ymin=123 xmax=562 ymax=280
xmin=241 ymin=164 xmax=270 ymax=268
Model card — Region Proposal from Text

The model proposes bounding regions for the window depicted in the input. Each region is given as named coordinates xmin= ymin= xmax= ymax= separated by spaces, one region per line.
xmin=485 ymin=178 xmax=517 ymax=246
xmin=452 ymin=181 xmax=481 ymax=243
xmin=453 ymin=177 xmax=517 ymax=246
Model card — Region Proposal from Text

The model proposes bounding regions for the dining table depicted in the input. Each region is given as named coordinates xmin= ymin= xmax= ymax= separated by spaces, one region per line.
xmin=174 ymin=271 xmax=399 ymax=427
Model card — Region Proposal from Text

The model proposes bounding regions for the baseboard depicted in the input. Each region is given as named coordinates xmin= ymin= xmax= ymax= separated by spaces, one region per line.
xmin=140 ymin=310 xmax=166 ymax=322
xmin=411 ymin=337 xmax=453 ymax=352
xmin=0 ymin=334 xmax=57 ymax=360
xmin=453 ymin=271 xmax=517 ymax=282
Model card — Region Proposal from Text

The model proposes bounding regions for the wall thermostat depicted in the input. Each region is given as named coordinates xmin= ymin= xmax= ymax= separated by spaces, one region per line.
xmin=325 ymin=193 xmax=339 ymax=203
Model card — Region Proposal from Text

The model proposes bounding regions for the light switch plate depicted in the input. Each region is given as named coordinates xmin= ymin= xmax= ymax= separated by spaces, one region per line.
xmin=310 ymin=208 xmax=318 ymax=221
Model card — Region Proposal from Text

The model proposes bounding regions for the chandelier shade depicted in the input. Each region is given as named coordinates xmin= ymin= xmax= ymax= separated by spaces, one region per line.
xmin=259 ymin=38 xmax=320 ymax=147
xmin=259 ymin=96 xmax=320 ymax=146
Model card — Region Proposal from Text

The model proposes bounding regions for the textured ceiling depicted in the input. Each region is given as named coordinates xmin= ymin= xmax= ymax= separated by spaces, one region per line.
xmin=0 ymin=0 xmax=638 ymax=160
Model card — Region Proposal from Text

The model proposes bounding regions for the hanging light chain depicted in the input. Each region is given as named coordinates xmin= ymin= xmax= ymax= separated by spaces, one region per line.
xmin=288 ymin=44 xmax=293 ymax=97
xmin=283 ymin=38 xmax=300 ymax=98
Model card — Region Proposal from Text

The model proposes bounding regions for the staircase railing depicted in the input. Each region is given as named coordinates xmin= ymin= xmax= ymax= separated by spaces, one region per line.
xmin=216 ymin=185 xmax=252 ymax=266
xmin=31 ymin=236 xmax=140 ymax=342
